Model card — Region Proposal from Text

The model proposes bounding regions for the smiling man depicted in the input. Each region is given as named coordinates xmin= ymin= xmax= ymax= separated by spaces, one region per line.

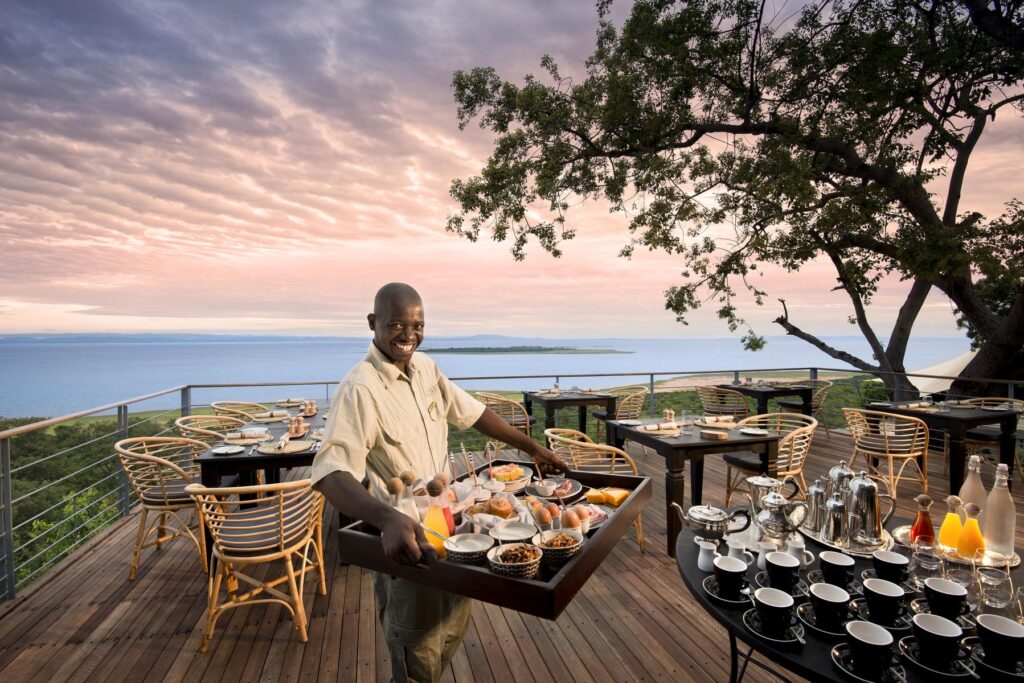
xmin=312 ymin=282 xmax=565 ymax=683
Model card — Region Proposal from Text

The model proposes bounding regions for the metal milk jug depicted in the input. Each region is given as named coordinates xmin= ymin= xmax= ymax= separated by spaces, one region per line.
xmin=803 ymin=478 xmax=827 ymax=533
xmin=847 ymin=471 xmax=896 ymax=546
xmin=821 ymin=493 xmax=852 ymax=548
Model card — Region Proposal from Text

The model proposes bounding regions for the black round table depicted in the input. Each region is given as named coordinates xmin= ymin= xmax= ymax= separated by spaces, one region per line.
xmin=674 ymin=523 xmax=1022 ymax=682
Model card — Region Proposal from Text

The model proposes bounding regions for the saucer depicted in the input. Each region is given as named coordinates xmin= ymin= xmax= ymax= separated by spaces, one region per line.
xmin=742 ymin=608 xmax=805 ymax=646
xmin=807 ymin=569 xmax=862 ymax=595
xmin=831 ymin=643 xmax=907 ymax=683
xmin=963 ymin=636 xmax=1024 ymax=680
xmin=754 ymin=571 xmax=808 ymax=598
xmin=849 ymin=598 xmax=913 ymax=632
xmin=702 ymin=575 xmax=752 ymax=607
xmin=861 ymin=568 xmax=916 ymax=595
xmin=909 ymin=597 xmax=977 ymax=630
xmin=898 ymin=636 xmax=976 ymax=678
xmin=796 ymin=602 xmax=849 ymax=639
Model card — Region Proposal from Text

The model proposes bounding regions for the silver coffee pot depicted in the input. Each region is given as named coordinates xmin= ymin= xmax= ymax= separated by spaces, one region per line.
xmin=820 ymin=492 xmax=860 ymax=548
xmin=846 ymin=471 xmax=896 ymax=547
xmin=803 ymin=478 xmax=827 ymax=533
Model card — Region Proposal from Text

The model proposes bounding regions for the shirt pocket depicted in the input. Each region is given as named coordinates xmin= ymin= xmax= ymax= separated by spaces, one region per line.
xmin=422 ymin=379 xmax=444 ymax=422
xmin=379 ymin=402 xmax=409 ymax=446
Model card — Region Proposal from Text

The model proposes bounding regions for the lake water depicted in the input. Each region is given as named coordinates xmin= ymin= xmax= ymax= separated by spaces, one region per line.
xmin=0 ymin=335 xmax=969 ymax=418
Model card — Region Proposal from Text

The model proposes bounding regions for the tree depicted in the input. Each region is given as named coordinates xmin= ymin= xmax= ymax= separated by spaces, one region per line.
xmin=448 ymin=0 xmax=1024 ymax=397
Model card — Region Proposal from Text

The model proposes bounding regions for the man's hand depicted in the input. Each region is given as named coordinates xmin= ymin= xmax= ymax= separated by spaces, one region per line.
xmin=529 ymin=444 xmax=569 ymax=476
xmin=379 ymin=508 xmax=435 ymax=566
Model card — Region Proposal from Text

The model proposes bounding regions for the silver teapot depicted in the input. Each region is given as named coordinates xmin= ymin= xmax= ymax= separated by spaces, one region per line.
xmin=847 ymin=471 xmax=896 ymax=547
xmin=744 ymin=474 xmax=800 ymax=516
xmin=752 ymin=489 xmax=808 ymax=540
xmin=672 ymin=503 xmax=751 ymax=541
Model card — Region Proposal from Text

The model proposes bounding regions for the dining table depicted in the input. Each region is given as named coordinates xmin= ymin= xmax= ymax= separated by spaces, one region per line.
xmin=718 ymin=383 xmax=813 ymax=417
xmin=868 ymin=402 xmax=1019 ymax=493
xmin=675 ymin=519 xmax=1024 ymax=683
xmin=522 ymin=389 xmax=616 ymax=434
xmin=607 ymin=418 xmax=780 ymax=557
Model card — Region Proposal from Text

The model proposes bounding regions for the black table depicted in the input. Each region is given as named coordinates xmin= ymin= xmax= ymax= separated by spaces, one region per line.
xmin=675 ymin=521 xmax=1024 ymax=683
xmin=718 ymin=383 xmax=813 ymax=416
xmin=873 ymin=404 xmax=1018 ymax=493
xmin=607 ymin=418 xmax=780 ymax=557
xmin=523 ymin=390 xmax=616 ymax=434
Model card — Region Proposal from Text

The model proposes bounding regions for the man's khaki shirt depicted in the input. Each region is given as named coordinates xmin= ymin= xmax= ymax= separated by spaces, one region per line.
xmin=311 ymin=343 xmax=485 ymax=499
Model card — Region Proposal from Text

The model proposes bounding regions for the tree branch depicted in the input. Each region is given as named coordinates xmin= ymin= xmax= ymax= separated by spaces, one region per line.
xmin=960 ymin=0 xmax=1024 ymax=52
xmin=885 ymin=278 xmax=932 ymax=369
xmin=824 ymin=250 xmax=891 ymax=369
xmin=773 ymin=299 xmax=881 ymax=373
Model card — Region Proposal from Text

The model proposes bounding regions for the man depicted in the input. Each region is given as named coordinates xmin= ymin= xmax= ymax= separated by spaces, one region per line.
xmin=312 ymin=283 xmax=565 ymax=683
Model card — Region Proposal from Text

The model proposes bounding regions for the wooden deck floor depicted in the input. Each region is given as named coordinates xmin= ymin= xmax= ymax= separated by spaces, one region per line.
xmin=2 ymin=432 xmax=1022 ymax=682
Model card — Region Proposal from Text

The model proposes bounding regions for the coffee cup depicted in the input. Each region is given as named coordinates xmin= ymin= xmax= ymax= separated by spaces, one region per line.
xmin=808 ymin=582 xmax=850 ymax=631
xmin=846 ymin=620 xmax=894 ymax=679
xmin=976 ymin=613 xmax=1024 ymax=670
xmin=755 ymin=541 xmax=775 ymax=571
xmin=753 ymin=587 xmax=794 ymax=637
xmin=696 ymin=539 xmax=721 ymax=573
xmin=872 ymin=549 xmax=909 ymax=585
xmin=912 ymin=613 xmax=962 ymax=670
xmin=727 ymin=541 xmax=755 ymax=567
xmin=713 ymin=555 xmax=749 ymax=600
xmin=923 ymin=577 xmax=967 ymax=621
xmin=785 ymin=538 xmax=814 ymax=569
xmin=819 ymin=550 xmax=855 ymax=588
xmin=863 ymin=578 xmax=905 ymax=626
xmin=765 ymin=551 xmax=800 ymax=593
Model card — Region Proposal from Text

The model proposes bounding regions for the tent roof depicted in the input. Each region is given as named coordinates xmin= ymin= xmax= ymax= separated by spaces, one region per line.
xmin=907 ymin=350 xmax=976 ymax=394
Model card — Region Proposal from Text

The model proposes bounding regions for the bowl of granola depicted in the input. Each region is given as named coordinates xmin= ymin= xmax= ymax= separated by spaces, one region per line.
xmin=532 ymin=529 xmax=585 ymax=565
xmin=487 ymin=543 xmax=543 ymax=578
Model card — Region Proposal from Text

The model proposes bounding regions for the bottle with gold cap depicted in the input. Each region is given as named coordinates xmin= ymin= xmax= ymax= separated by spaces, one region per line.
xmin=937 ymin=495 xmax=963 ymax=551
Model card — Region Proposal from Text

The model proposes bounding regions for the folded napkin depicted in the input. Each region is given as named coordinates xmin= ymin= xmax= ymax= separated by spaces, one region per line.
xmin=905 ymin=402 xmax=923 ymax=408
xmin=703 ymin=415 xmax=735 ymax=423
xmin=274 ymin=436 xmax=289 ymax=452
xmin=241 ymin=428 xmax=268 ymax=438
xmin=226 ymin=431 xmax=242 ymax=440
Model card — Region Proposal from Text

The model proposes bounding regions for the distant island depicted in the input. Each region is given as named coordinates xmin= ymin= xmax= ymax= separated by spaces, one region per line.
xmin=421 ymin=345 xmax=631 ymax=355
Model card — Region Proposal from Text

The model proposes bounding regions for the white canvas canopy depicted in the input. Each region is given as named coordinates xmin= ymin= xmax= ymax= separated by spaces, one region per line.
xmin=905 ymin=350 xmax=977 ymax=394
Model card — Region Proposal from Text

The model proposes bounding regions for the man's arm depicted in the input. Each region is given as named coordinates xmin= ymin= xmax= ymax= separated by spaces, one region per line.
xmin=472 ymin=407 xmax=568 ymax=474
xmin=314 ymin=472 xmax=433 ymax=565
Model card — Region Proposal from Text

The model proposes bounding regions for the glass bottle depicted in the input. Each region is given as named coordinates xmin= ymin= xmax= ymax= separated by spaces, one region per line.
xmin=958 ymin=455 xmax=988 ymax=525
xmin=422 ymin=479 xmax=450 ymax=558
xmin=982 ymin=464 xmax=1016 ymax=559
xmin=386 ymin=478 xmax=420 ymax=522
xmin=957 ymin=503 xmax=985 ymax=558
xmin=938 ymin=495 xmax=963 ymax=551
xmin=910 ymin=494 xmax=935 ymax=545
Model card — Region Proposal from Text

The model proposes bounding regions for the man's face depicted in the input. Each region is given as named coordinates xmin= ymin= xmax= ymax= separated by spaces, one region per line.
xmin=368 ymin=297 xmax=424 ymax=368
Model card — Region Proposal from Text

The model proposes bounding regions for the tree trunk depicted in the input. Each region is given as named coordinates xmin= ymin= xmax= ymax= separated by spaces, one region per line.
xmin=950 ymin=339 xmax=1024 ymax=397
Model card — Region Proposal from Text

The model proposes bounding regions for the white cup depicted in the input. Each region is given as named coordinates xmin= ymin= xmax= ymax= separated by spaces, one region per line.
xmin=728 ymin=541 xmax=755 ymax=567
xmin=696 ymin=539 xmax=722 ymax=573
xmin=785 ymin=538 xmax=814 ymax=569
xmin=756 ymin=541 xmax=775 ymax=571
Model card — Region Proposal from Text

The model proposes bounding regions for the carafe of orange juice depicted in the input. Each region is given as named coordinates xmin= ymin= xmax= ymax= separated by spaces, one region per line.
xmin=957 ymin=502 xmax=985 ymax=558
xmin=937 ymin=495 xmax=963 ymax=551
xmin=422 ymin=479 xmax=450 ymax=558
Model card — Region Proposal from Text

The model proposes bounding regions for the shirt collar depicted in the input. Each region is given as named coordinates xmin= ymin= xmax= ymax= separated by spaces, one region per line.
xmin=366 ymin=342 xmax=416 ymax=384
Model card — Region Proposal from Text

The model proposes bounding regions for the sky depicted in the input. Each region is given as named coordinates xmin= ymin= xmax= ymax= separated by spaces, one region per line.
xmin=0 ymin=0 xmax=1018 ymax=342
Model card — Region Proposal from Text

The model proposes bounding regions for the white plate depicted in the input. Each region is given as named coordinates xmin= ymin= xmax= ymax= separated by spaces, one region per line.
xmin=489 ymin=521 xmax=538 ymax=542
xmin=740 ymin=428 xmax=768 ymax=436
xmin=618 ymin=419 xmax=642 ymax=426
xmin=212 ymin=445 xmax=245 ymax=455
xmin=982 ymin=405 xmax=1012 ymax=412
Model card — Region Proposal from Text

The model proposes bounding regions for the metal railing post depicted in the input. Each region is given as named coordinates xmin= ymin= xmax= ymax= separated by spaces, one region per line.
xmin=117 ymin=405 xmax=130 ymax=517
xmin=649 ymin=374 xmax=656 ymax=417
xmin=809 ymin=367 xmax=818 ymax=381
xmin=1 ymin=438 xmax=15 ymax=600
xmin=732 ymin=371 xmax=741 ymax=385
xmin=1009 ymin=384 xmax=1017 ymax=400
xmin=180 ymin=387 xmax=191 ymax=418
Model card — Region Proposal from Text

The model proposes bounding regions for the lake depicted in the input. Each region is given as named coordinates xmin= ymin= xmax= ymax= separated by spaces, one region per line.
xmin=0 ymin=335 xmax=969 ymax=418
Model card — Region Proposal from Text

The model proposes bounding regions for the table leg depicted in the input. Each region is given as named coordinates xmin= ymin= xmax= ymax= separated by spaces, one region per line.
xmin=607 ymin=423 xmax=624 ymax=449
xmin=522 ymin=394 xmax=533 ymax=417
xmin=757 ymin=397 xmax=769 ymax=416
xmin=765 ymin=440 xmax=779 ymax=478
xmin=801 ymin=390 xmax=812 ymax=416
xmin=690 ymin=457 xmax=704 ymax=507
xmin=729 ymin=633 xmax=739 ymax=683
xmin=578 ymin=406 xmax=587 ymax=435
xmin=545 ymin=405 xmax=556 ymax=430
xmin=666 ymin=462 xmax=686 ymax=557
xmin=199 ymin=466 xmax=220 ymax=570
xmin=948 ymin=435 xmax=967 ymax=494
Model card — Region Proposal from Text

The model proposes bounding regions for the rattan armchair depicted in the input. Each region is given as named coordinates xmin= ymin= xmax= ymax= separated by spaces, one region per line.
xmin=186 ymin=479 xmax=326 ymax=653
xmin=591 ymin=385 xmax=649 ymax=441
xmin=776 ymin=379 xmax=833 ymax=438
xmin=545 ymin=428 xmax=645 ymax=552
xmin=477 ymin=392 xmax=536 ymax=454
xmin=210 ymin=400 xmax=268 ymax=422
xmin=696 ymin=386 xmax=751 ymax=419
xmin=961 ymin=397 xmax=1024 ymax=479
xmin=843 ymin=408 xmax=929 ymax=498
xmin=722 ymin=414 xmax=818 ymax=505
xmin=114 ymin=437 xmax=209 ymax=580
xmin=175 ymin=414 xmax=246 ymax=444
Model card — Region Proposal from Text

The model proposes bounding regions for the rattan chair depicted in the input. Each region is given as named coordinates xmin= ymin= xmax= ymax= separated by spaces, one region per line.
xmin=591 ymin=385 xmax=649 ymax=441
xmin=545 ymin=428 xmax=645 ymax=553
xmin=210 ymin=401 xmax=268 ymax=423
xmin=696 ymin=386 xmax=751 ymax=419
xmin=477 ymin=392 xmax=536 ymax=453
xmin=722 ymin=414 xmax=818 ymax=505
xmin=776 ymin=379 xmax=833 ymax=438
xmin=843 ymin=408 xmax=929 ymax=498
xmin=114 ymin=437 xmax=209 ymax=580
xmin=186 ymin=479 xmax=326 ymax=653
xmin=175 ymin=414 xmax=246 ymax=444
xmin=961 ymin=397 xmax=1024 ymax=479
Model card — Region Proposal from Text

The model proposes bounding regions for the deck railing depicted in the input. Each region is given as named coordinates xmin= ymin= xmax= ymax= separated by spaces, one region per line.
xmin=1 ymin=366 xmax=1020 ymax=601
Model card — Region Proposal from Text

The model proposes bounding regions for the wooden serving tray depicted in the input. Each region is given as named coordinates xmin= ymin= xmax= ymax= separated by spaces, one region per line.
xmin=338 ymin=460 xmax=651 ymax=620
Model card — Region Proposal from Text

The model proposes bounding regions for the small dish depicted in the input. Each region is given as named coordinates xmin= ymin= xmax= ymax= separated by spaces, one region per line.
xmin=443 ymin=533 xmax=494 ymax=564
xmin=742 ymin=609 xmax=805 ymax=646
xmin=489 ymin=521 xmax=537 ymax=543
xmin=702 ymin=576 xmax=752 ymax=607
xmin=211 ymin=445 xmax=245 ymax=456
xmin=532 ymin=529 xmax=584 ymax=565
xmin=831 ymin=643 xmax=907 ymax=683
xmin=898 ymin=635 xmax=976 ymax=678
xmin=740 ymin=428 xmax=769 ymax=436
xmin=982 ymin=405 xmax=1012 ymax=412
xmin=618 ymin=419 xmax=642 ymax=426
xmin=486 ymin=543 xmax=542 ymax=579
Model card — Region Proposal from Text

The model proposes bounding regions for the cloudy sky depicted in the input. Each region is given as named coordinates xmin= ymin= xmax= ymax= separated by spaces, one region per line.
xmin=0 ymin=0 xmax=1016 ymax=339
